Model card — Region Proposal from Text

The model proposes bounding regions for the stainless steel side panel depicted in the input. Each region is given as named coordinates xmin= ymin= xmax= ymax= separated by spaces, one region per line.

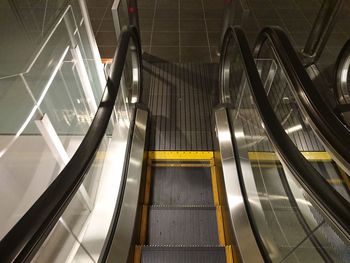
xmin=214 ymin=107 xmax=264 ymax=263
xmin=105 ymin=108 xmax=148 ymax=263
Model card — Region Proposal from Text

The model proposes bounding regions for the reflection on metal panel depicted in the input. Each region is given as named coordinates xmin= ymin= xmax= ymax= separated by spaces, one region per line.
xmin=214 ymin=107 xmax=264 ymax=263
xmin=106 ymin=108 xmax=148 ymax=263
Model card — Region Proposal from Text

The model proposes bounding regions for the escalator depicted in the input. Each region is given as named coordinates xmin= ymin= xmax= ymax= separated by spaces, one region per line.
xmin=131 ymin=59 xmax=233 ymax=261
xmin=217 ymin=26 xmax=350 ymax=262
xmin=1 ymin=24 xmax=350 ymax=263
xmin=135 ymin=151 xmax=232 ymax=262
xmin=252 ymin=27 xmax=350 ymax=201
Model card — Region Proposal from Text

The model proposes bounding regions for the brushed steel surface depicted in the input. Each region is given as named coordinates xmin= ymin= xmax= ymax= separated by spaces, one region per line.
xmin=336 ymin=43 xmax=350 ymax=105
xmin=214 ymin=107 xmax=264 ymax=262
xmin=105 ymin=108 xmax=148 ymax=263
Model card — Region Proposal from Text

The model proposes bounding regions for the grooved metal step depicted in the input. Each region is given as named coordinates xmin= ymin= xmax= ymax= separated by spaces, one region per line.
xmin=142 ymin=62 xmax=218 ymax=151
xmin=141 ymin=246 xmax=226 ymax=263
xmin=151 ymin=166 xmax=214 ymax=205
xmin=147 ymin=206 xmax=219 ymax=246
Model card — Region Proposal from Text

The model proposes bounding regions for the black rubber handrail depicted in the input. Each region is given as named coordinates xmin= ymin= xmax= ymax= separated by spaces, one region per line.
xmin=0 ymin=26 xmax=142 ymax=262
xmin=219 ymin=27 xmax=271 ymax=263
xmin=221 ymin=27 xmax=350 ymax=251
xmin=254 ymin=27 xmax=350 ymax=177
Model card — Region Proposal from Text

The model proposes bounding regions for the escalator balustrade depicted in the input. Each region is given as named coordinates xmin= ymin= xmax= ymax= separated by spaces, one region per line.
xmin=253 ymin=27 xmax=350 ymax=201
xmin=218 ymin=26 xmax=350 ymax=262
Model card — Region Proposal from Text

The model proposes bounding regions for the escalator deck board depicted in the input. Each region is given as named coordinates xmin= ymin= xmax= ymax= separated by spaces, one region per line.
xmin=141 ymin=247 xmax=226 ymax=263
xmin=147 ymin=206 xmax=220 ymax=246
xmin=151 ymin=166 xmax=214 ymax=205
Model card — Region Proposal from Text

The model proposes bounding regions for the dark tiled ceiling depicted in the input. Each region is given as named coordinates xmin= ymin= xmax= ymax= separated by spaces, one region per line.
xmin=138 ymin=0 xmax=225 ymax=63
xmin=86 ymin=0 xmax=116 ymax=59
xmin=87 ymin=0 xmax=225 ymax=62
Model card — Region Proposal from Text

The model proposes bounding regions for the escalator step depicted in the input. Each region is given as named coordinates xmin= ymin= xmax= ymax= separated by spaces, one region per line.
xmin=151 ymin=167 xmax=213 ymax=205
xmin=145 ymin=62 xmax=217 ymax=151
xmin=141 ymin=246 xmax=226 ymax=263
xmin=147 ymin=206 xmax=219 ymax=246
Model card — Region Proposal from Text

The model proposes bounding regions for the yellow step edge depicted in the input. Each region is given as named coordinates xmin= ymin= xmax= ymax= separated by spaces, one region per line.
xmin=338 ymin=167 xmax=350 ymax=191
xmin=225 ymin=245 xmax=235 ymax=263
xmin=216 ymin=206 xmax=226 ymax=246
xmin=101 ymin=58 xmax=113 ymax=64
xmin=134 ymin=245 xmax=141 ymax=263
xmin=212 ymin=158 xmax=225 ymax=246
xmin=210 ymin=158 xmax=215 ymax=166
xmin=326 ymin=178 xmax=346 ymax=185
xmin=302 ymin=151 xmax=332 ymax=161
xmin=211 ymin=164 xmax=220 ymax=206
xmin=139 ymin=205 xmax=148 ymax=245
xmin=148 ymin=151 xmax=213 ymax=160
xmin=248 ymin=151 xmax=332 ymax=162
xmin=251 ymin=163 xmax=283 ymax=168
xmin=144 ymin=165 xmax=152 ymax=205
xmin=151 ymin=163 xmax=212 ymax=167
